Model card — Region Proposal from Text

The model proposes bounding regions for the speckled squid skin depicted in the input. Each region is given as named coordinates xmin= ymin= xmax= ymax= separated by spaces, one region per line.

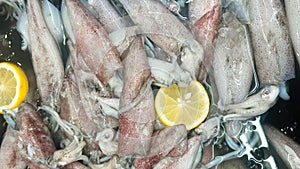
xmin=119 ymin=0 xmax=193 ymax=54
xmin=189 ymin=0 xmax=222 ymax=82
xmin=59 ymin=75 xmax=101 ymax=143
xmin=27 ymin=0 xmax=64 ymax=107
xmin=133 ymin=125 xmax=187 ymax=169
xmin=153 ymin=136 xmax=202 ymax=169
xmin=60 ymin=79 xmax=101 ymax=160
xmin=119 ymin=0 xmax=204 ymax=79
xmin=248 ymin=0 xmax=295 ymax=85
xmin=59 ymin=44 xmax=109 ymax=161
xmin=87 ymin=0 xmax=136 ymax=55
xmin=60 ymin=62 xmax=102 ymax=140
xmin=285 ymin=0 xmax=300 ymax=66
xmin=118 ymin=37 xmax=155 ymax=156
xmin=60 ymin=77 xmax=84 ymax=139
xmin=65 ymin=0 xmax=122 ymax=87
xmin=16 ymin=103 xmax=56 ymax=169
xmin=0 ymin=127 xmax=27 ymax=169
xmin=87 ymin=0 xmax=127 ymax=32
xmin=212 ymin=12 xmax=253 ymax=106
xmin=68 ymin=41 xmax=119 ymax=128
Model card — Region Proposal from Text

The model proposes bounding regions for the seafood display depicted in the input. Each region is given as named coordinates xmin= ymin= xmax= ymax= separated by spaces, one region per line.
xmin=0 ymin=0 xmax=299 ymax=169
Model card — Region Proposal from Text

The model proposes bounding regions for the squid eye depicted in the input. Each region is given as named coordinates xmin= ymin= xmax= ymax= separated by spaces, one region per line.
xmin=262 ymin=88 xmax=271 ymax=95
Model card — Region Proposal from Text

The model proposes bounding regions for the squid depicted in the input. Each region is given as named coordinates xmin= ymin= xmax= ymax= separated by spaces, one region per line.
xmin=64 ymin=0 xmax=122 ymax=93
xmin=42 ymin=0 xmax=66 ymax=46
xmin=86 ymin=0 xmax=136 ymax=55
xmin=133 ymin=125 xmax=187 ymax=169
xmin=118 ymin=0 xmax=204 ymax=81
xmin=188 ymin=0 xmax=222 ymax=82
xmin=153 ymin=136 xmax=202 ymax=169
xmin=285 ymin=0 xmax=300 ymax=66
xmin=223 ymin=85 xmax=280 ymax=121
xmin=248 ymin=0 xmax=295 ymax=100
xmin=264 ymin=125 xmax=300 ymax=169
xmin=222 ymin=0 xmax=250 ymax=24
xmin=27 ymin=0 xmax=64 ymax=108
xmin=15 ymin=103 xmax=56 ymax=169
xmin=212 ymin=12 xmax=254 ymax=107
xmin=59 ymin=42 xmax=118 ymax=162
xmin=118 ymin=37 xmax=156 ymax=156
xmin=15 ymin=103 xmax=87 ymax=168
xmin=0 ymin=126 xmax=27 ymax=169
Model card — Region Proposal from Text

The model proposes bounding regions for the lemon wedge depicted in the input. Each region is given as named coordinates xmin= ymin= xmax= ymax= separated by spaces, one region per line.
xmin=155 ymin=80 xmax=210 ymax=130
xmin=0 ymin=62 xmax=28 ymax=114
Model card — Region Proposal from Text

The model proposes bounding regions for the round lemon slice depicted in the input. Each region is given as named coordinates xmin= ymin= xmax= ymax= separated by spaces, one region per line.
xmin=155 ymin=80 xmax=210 ymax=130
xmin=0 ymin=62 xmax=28 ymax=114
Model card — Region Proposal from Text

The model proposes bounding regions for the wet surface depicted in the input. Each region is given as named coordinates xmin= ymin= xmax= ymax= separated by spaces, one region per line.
xmin=265 ymin=62 xmax=300 ymax=144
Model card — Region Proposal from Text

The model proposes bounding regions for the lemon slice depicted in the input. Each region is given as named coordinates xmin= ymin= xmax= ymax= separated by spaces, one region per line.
xmin=0 ymin=62 xmax=28 ymax=114
xmin=155 ymin=80 xmax=210 ymax=130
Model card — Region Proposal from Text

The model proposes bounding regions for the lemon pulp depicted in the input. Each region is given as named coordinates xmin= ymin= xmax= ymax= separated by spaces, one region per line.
xmin=155 ymin=80 xmax=210 ymax=130
xmin=0 ymin=62 xmax=28 ymax=114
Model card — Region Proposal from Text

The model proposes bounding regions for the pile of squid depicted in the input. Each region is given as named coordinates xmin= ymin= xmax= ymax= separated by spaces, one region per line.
xmin=0 ymin=0 xmax=299 ymax=168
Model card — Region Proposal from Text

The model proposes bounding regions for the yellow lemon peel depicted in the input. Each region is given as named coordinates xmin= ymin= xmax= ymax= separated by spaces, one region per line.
xmin=0 ymin=62 xmax=28 ymax=114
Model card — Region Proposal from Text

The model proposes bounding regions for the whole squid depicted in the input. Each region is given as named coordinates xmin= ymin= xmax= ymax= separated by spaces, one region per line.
xmin=59 ymin=73 xmax=103 ymax=161
xmin=60 ymin=42 xmax=119 ymax=162
xmin=27 ymin=0 xmax=64 ymax=108
xmin=211 ymin=12 xmax=258 ymax=152
xmin=118 ymin=0 xmax=204 ymax=80
xmin=248 ymin=0 xmax=295 ymax=99
xmin=212 ymin=12 xmax=253 ymax=107
xmin=188 ymin=0 xmax=222 ymax=82
xmin=64 ymin=0 xmax=122 ymax=91
xmin=118 ymin=37 xmax=156 ymax=156
xmin=16 ymin=103 xmax=56 ymax=169
xmin=285 ymin=0 xmax=300 ymax=66
xmin=42 ymin=0 xmax=65 ymax=46
xmin=68 ymin=42 xmax=116 ymax=129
